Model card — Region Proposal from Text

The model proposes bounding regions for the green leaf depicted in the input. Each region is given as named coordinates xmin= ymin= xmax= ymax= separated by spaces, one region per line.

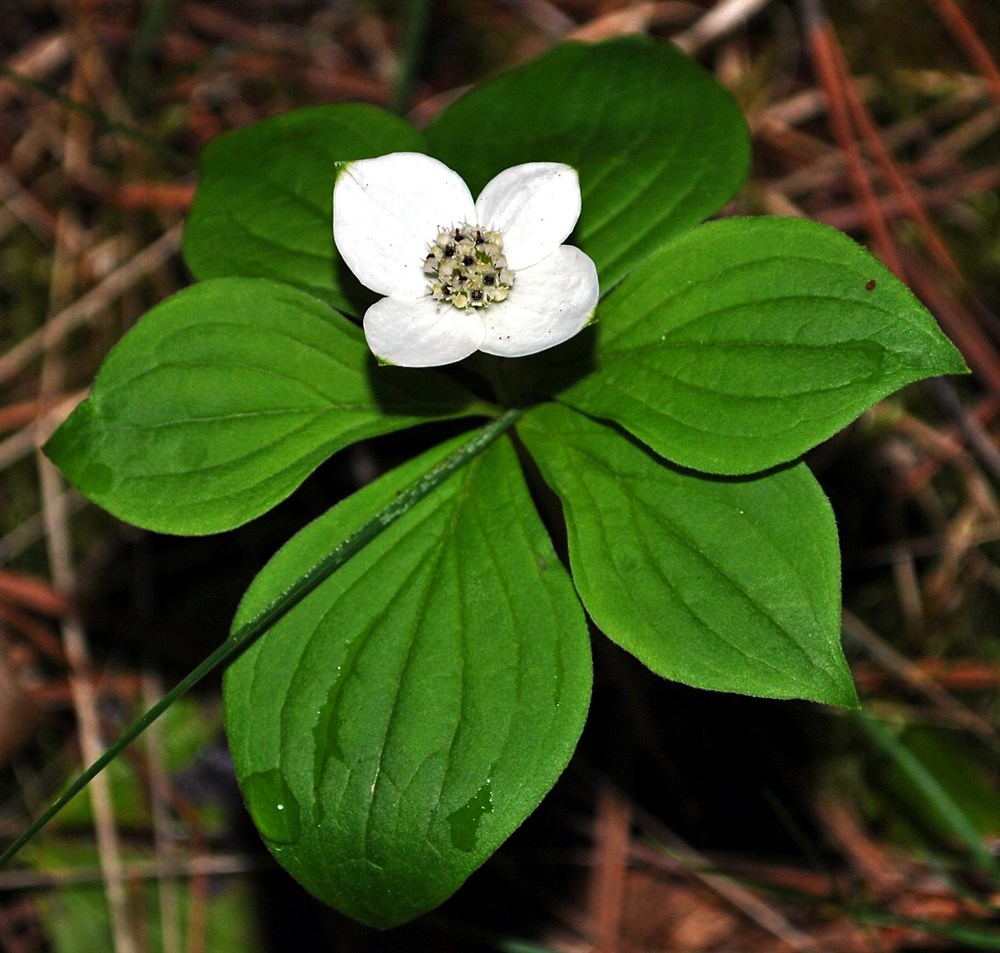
xmin=224 ymin=434 xmax=591 ymax=928
xmin=425 ymin=37 xmax=749 ymax=292
xmin=559 ymin=217 xmax=969 ymax=474
xmin=44 ymin=277 xmax=476 ymax=535
xmin=518 ymin=403 xmax=857 ymax=707
xmin=183 ymin=104 xmax=424 ymax=313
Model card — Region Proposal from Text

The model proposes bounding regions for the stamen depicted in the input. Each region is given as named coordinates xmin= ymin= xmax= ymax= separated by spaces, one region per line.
xmin=425 ymin=223 xmax=515 ymax=310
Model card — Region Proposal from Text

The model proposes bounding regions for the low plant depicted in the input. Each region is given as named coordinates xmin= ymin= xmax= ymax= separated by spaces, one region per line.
xmin=16 ymin=37 xmax=966 ymax=927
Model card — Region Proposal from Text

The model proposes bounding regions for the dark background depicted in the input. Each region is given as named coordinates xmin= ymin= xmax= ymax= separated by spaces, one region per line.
xmin=1 ymin=1 xmax=999 ymax=950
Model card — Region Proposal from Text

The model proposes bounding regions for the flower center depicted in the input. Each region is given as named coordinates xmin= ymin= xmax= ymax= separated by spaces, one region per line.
xmin=424 ymin=224 xmax=515 ymax=310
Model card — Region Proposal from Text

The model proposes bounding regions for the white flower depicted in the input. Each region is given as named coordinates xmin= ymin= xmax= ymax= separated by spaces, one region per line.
xmin=333 ymin=152 xmax=599 ymax=367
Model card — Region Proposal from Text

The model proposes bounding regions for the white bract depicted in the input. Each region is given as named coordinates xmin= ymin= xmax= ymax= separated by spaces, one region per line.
xmin=333 ymin=152 xmax=599 ymax=367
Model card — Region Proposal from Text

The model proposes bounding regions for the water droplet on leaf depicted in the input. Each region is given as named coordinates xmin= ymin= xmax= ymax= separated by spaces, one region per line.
xmin=313 ymin=683 xmax=347 ymax=768
xmin=243 ymin=769 xmax=302 ymax=845
xmin=447 ymin=779 xmax=494 ymax=853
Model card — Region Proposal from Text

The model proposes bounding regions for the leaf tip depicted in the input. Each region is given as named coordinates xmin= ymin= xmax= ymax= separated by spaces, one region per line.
xmin=43 ymin=398 xmax=106 ymax=489
xmin=332 ymin=159 xmax=354 ymax=182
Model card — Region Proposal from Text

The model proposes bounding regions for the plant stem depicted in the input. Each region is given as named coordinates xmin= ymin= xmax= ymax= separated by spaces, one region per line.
xmin=127 ymin=0 xmax=178 ymax=105
xmin=0 ymin=407 xmax=523 ymax=868
xmin=390 ymin=0 xmax=432 ymax=115
xmin=0 ymin=66 xmax=188 ymax=169
xmin=853 ymin=710 xmax=1000 ymax=879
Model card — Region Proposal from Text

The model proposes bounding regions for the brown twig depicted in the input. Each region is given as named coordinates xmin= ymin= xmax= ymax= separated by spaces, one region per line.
xmin=674 ymin=0 xmax=774 ymax=53
xmin=0 ymin=225 xmax=182 ymax=388
xmin=799 ymin=0 xmax=903 ymax=274
xmin=587 ymin=781 xmax=631 ymax=952
xmin=32 ymin=9 xmax=137 ymax=949
xmin=927 ymin=0 xmax=1000 ymax=107
xmin=843 ymin=609 xmax=1000 ymax=751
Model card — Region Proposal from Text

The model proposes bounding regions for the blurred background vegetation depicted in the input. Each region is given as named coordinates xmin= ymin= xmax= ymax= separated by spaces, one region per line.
xmin=1 ymin=0 xmax=999 ymax=950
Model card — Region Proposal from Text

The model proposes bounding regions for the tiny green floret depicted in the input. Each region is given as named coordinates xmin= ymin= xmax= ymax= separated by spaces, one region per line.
xmin=425 ymin=223 xmax=515 ymax=310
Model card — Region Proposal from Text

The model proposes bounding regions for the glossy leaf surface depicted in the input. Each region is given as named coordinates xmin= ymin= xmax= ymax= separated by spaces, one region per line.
xmin=425 ymin=37 xmax=750 ymax=292
xmin=45 ymin=278 xmax=474 ymax=534
xmin=559 ymin=217 xmax=968 ymax=474
xmin=224 ymin=435 xmax=591 ymax=927
xmin=519 ymin=403 xmax=857 ymax=706
xmin=183 ymin=104 xmax=423 ymax=313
